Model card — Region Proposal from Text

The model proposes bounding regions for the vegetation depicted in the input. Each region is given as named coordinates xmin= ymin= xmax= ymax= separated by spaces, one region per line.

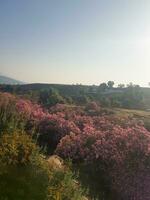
xmin=0 ymin=88 xmax=150 ymax=199
xmin=0 ymin=93 xmax=85 ymax=200
xmin=1 ymin=81 xmax=150 ymax=109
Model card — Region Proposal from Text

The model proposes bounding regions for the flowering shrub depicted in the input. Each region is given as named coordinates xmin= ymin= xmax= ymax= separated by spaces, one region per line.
xmin=16 ymin=99 xmax=47 ymax=123
xmin=37 ymin=114 xmax=80 ymax=153
xmin=56 ymin=125 xmax=150 ymax=199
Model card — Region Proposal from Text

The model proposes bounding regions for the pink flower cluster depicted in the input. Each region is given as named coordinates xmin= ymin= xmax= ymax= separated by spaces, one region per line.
xmin=56 ymin=125 xmax=150 ymax=199
xmin=16 ymin=99 xmax=46 ymax=122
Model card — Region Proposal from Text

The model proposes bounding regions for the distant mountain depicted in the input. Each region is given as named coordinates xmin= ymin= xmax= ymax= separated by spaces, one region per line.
xmin=0 ymin=75 xmax=25 ymax=85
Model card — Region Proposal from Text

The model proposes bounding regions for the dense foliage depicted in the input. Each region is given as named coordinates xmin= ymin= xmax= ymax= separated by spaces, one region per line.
xmin=0 ymin=91 xmax=150 ymax=199
xmin=0 ymin=93 xmax=85 ymax=200
xmin=0 ymin=81 xmax=150 ymax=109
xmin=56 ymin=125 xmax=150 ymax=199
xmin=0 ymin=132 xmax=37 ymax=165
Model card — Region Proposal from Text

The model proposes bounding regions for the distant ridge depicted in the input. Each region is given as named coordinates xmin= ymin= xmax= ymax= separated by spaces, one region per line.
xmin=0 ymin=75 xmax=25 ymax=85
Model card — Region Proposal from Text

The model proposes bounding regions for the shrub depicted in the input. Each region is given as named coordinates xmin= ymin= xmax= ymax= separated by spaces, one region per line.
xmin=56 ymin=125 xmax=150 ymax=200
xmin=85 ymin=101 xmax=101 ymax=115
xmin=47 ymin=168 xmax=84 ymax=200
xmin=37 ymin=114 xmax=80 ymax=154
xmin=0 ymin=132 xmax=37 ymax=165
xmin=0 ymin=131 xmax=85 ymax=200
xmin=0 ymin=93 xmax=44 ymax=134
xmin=0 ymin=92 xmax=18 ymax=133
xmin=0 ymin=131 xmax=49 ymax=200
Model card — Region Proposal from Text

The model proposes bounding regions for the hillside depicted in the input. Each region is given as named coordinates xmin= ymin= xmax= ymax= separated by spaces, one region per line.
xmin=0 ymin=75 xmax=24 ymax=85
xmin=0 ymin=92 xmax=150 ymax=199
xmin=0 ymin=82 xmax=150 ymax=110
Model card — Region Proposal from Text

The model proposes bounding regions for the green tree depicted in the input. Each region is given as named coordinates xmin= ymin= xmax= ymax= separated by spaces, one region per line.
xmin=98 ymin=83 xmax=108 ymax=92
xmin=122 ymin=84 xmax=143 ymax=108
xmin=118 ymin=84 xmax=125 ymax=88
xmin=107 ymin=81 xmax=114 ymax=88
xmin=38 ymin=88 xmax=66 ymax=107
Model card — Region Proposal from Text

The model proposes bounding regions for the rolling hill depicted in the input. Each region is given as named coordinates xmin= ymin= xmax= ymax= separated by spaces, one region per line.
xmin=0 ymin=75 xmax=24 ymax=85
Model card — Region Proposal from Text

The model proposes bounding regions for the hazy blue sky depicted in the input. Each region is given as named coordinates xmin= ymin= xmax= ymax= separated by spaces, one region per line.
xmin=0 ymin=0 xmax=150 ymax=86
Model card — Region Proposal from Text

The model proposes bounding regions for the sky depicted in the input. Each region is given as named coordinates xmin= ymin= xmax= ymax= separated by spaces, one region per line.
xmin=0 ymin=0 xmax=150 ymax=86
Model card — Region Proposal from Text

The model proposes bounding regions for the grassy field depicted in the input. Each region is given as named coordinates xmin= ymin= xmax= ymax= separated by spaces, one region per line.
xmin=112 ymin=108 xmax=150 ymax=130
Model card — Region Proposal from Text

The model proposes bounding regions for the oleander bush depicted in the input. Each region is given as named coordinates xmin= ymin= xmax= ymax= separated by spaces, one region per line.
xmin=56 ymin=125 xmax=150 ymax=200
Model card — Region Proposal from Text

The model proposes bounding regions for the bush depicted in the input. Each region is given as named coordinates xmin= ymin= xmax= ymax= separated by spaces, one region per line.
xmin=0 ymin=131 xmax=86 ymax=200
xmin=0 ymin=131 xmax=49 ymax=200
xmin=0 ymin=132 xmax=37 ymax=165
xmin=0 ymin=93 xmax=18 ymax=134
xmin=37 ymin=114 xmax=80 ymax=154
xmin=47 ymin=168 xmax=84 ymax=200
xmin=0 ymin=93 xmax=43 ymax=134
xmin=56 ymin=125 xmax=150 ymax=200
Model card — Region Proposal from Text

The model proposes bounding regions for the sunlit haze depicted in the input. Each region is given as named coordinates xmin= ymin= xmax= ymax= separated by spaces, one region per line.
xmin=0 ymin=0 xmax=150 ymax=86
